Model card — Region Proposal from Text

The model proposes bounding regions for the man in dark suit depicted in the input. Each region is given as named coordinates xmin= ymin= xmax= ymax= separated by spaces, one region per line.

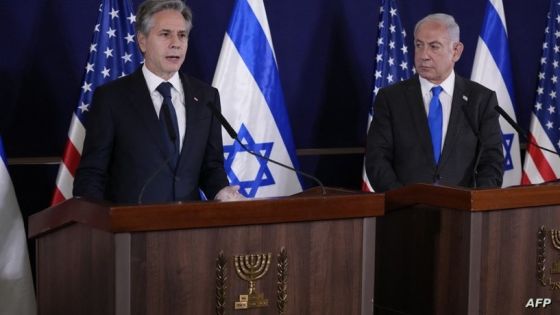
xmin=74 ymin=0 xmax=242 ymax=203
xmin=366 ymin=13 xmax=504 ymax=192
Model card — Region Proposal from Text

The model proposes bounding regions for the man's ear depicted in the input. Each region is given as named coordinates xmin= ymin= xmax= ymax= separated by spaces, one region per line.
xmin=137 ymin=33 xmax=146 ymax=54
xmin=452 ymin=41 xmax=464 ymax=62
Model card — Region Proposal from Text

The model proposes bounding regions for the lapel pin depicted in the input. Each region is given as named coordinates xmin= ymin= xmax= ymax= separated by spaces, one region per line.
xmin=462 ymin=95 xmax=468 ymax=101
xmin=193 ymin=97 xmax=199 ymax=102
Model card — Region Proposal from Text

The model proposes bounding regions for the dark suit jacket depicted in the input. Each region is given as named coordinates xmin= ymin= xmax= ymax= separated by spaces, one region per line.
xmin=73 ymin=68 xmax=229 ymax=203
xmin=365 ymin=74 xmax=504 ymax=192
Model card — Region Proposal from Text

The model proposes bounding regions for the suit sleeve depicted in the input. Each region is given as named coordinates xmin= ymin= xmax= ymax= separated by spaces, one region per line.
xmin=199 ymin=88 xmax=229 ymax=199
xmin=365 ymin=89 xmax=403 ymax=192
xmin=73 ymin=87 xmax=114 ymax=200
xmin=475 ymin=91 xmax=504 ymax=188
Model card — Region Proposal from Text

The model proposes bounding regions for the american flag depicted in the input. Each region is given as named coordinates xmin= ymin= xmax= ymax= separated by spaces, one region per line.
xmin=362 ymin=0 xmax=412 ymax=191
xmin=52 ymin=0 xmax=142 ymax=204
xmin=522 ymin=0 xmax=560 ymax=184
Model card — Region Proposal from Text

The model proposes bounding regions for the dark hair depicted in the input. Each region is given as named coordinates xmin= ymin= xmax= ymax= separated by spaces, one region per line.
xmin=136 ymin=0 xmax=193 ymax=36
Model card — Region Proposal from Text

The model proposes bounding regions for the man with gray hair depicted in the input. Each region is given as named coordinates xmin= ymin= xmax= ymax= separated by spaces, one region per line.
xmin=74 ymin=0 xmax=242 ymax=203
xmin=365 ymin=13 xmax=504 ymax=192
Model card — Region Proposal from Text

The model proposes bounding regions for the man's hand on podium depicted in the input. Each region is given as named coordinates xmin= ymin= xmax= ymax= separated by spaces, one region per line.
xmin=214 ymin=185 xmax=246 ymax=201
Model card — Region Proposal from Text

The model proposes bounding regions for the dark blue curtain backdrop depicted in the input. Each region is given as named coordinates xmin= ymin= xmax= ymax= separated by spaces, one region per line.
xmin=0 ymin=0 xmax=550 ymax=214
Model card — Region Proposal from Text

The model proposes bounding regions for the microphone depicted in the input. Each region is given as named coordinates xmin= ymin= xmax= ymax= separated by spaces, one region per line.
xmin=494 ymin=106 xmax=527 ymax=141
xmin=137 ymin=154 xmax=175 ymax=204
xmin=462 ymin=106 xmax=483 ymax=188
xmin=494 ymin=105 xmax=559 ymax=156
xmin=205 ymin=102 xmax=327 ymax=196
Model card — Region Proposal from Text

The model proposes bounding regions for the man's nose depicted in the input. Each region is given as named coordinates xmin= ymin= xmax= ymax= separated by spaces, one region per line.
xmin=417 ymin=47 xmax=429 ymax=59
xmin=170 ymin=35 xmax=181 ymax=48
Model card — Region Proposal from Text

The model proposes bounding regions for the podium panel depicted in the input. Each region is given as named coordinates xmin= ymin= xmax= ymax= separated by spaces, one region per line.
xmin=375 ymin=183 xmax=560 ymax=315
xmin=30 ymin=190 xmax=383 ymax=315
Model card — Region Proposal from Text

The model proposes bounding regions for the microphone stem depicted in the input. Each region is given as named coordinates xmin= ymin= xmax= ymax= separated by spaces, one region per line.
xmin=526 ymin=140 xmax=558 ymax=155
xmin=137 ymin=155 xmax=174 ymax=204
xmin=205 ymin=101 xmax=327 ymax=196
xmin=495 ymin=105 xmax=559 ymax=156
xmin=236 ymin=140 xmax=327 ymax=196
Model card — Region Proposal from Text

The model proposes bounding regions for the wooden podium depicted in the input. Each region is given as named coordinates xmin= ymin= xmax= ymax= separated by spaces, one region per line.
xmin=375 ymin=183 xmax=560 ymax=315
xmin=29 ymin=189 xmax=383 ymax=315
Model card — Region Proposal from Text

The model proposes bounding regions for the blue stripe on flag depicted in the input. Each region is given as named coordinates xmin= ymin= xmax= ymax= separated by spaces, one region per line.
xmin=226 ymin=0 xmax=300 ymax=170
xmin=479 ymin=2 xmax=516 ymax=108
xmin=0 ymin=137 xmax=7 ymax=165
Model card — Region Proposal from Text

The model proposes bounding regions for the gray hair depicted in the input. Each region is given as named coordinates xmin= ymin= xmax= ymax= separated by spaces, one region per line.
xmin=414 ymin=13 xmax=460 ymax=42
xmin=136 ymin=0 xmax=193 ymax=36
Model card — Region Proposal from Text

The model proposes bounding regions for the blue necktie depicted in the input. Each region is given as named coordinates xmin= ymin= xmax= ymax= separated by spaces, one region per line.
xmin=156 ymin=82 xmax=180 ymax=158
xmin=428 ymin=86 xmax=443 ymax=164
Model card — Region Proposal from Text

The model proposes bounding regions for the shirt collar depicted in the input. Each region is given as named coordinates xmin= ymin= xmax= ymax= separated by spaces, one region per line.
xmin=142 ymin=65 xmax=182 ymax=94
xmin=419 ymin=70 xmax=455 ymax=97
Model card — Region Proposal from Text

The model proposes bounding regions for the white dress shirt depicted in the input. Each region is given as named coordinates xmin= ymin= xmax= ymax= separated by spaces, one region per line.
xmin=419 ymin=70 xmax=456 ymax=153
xmin=142 ymin=65 xmax=186 ymax=151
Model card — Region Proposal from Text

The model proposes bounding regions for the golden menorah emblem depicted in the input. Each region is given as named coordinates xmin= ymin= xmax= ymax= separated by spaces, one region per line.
xmin=537 ymin=226 xmax=560 ymax=290
xmin=233 ymin=253 xmax=272 ymax=309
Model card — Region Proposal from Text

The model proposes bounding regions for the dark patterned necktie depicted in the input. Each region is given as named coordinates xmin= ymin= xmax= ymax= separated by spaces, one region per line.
xmin=156 ymin=82 xmax=180 ymax=159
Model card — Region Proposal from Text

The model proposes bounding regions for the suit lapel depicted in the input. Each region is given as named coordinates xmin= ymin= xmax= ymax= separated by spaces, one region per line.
xmin=405 ymin=77 xmax=434 ymax=161
xmin=127 ymin=68 xmax=170 ymax=158
xmin=176 ymin=73 xmax=196 ymax=169
xmin=439 ymin=75 xmax=470 ymax=169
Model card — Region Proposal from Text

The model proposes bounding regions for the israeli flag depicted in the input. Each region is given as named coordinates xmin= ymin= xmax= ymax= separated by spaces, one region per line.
xmin=471 ymin=0 xmax=521 ymax=187
xmin=0 ymin=137 xmax=36 ymax=314
xmin=212 ymin=0 xmax=303 ymax=198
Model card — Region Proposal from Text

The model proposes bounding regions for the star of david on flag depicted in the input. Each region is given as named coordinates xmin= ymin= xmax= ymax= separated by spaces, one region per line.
xmin=471 ymin=0 xmax=522 ymax=187
xmin=212 ymin=0 xmax=303 ymax=198
xmin=223 ymin=124 xmax=275 ymax=197
xmin=362 ymin=0 xmax=412 ymax=192
xmin=502 ymin=133 xmax=514 ymax=170
xmin=52 ymin=0 xmax=142 ymax=204
xmin=523 ymin=0 xmax=560 ymax=184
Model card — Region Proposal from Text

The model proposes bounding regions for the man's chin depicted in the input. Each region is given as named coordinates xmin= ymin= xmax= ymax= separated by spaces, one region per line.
xmin=418 ymin=72 xmax=438 ymax=82
xmin=163 ymin=65 xmax=182 ymax=74
xmin=417 ymin=70 xmax=431 ymax=77
xmin=163 ymin=60 xmax=184 ymax=70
